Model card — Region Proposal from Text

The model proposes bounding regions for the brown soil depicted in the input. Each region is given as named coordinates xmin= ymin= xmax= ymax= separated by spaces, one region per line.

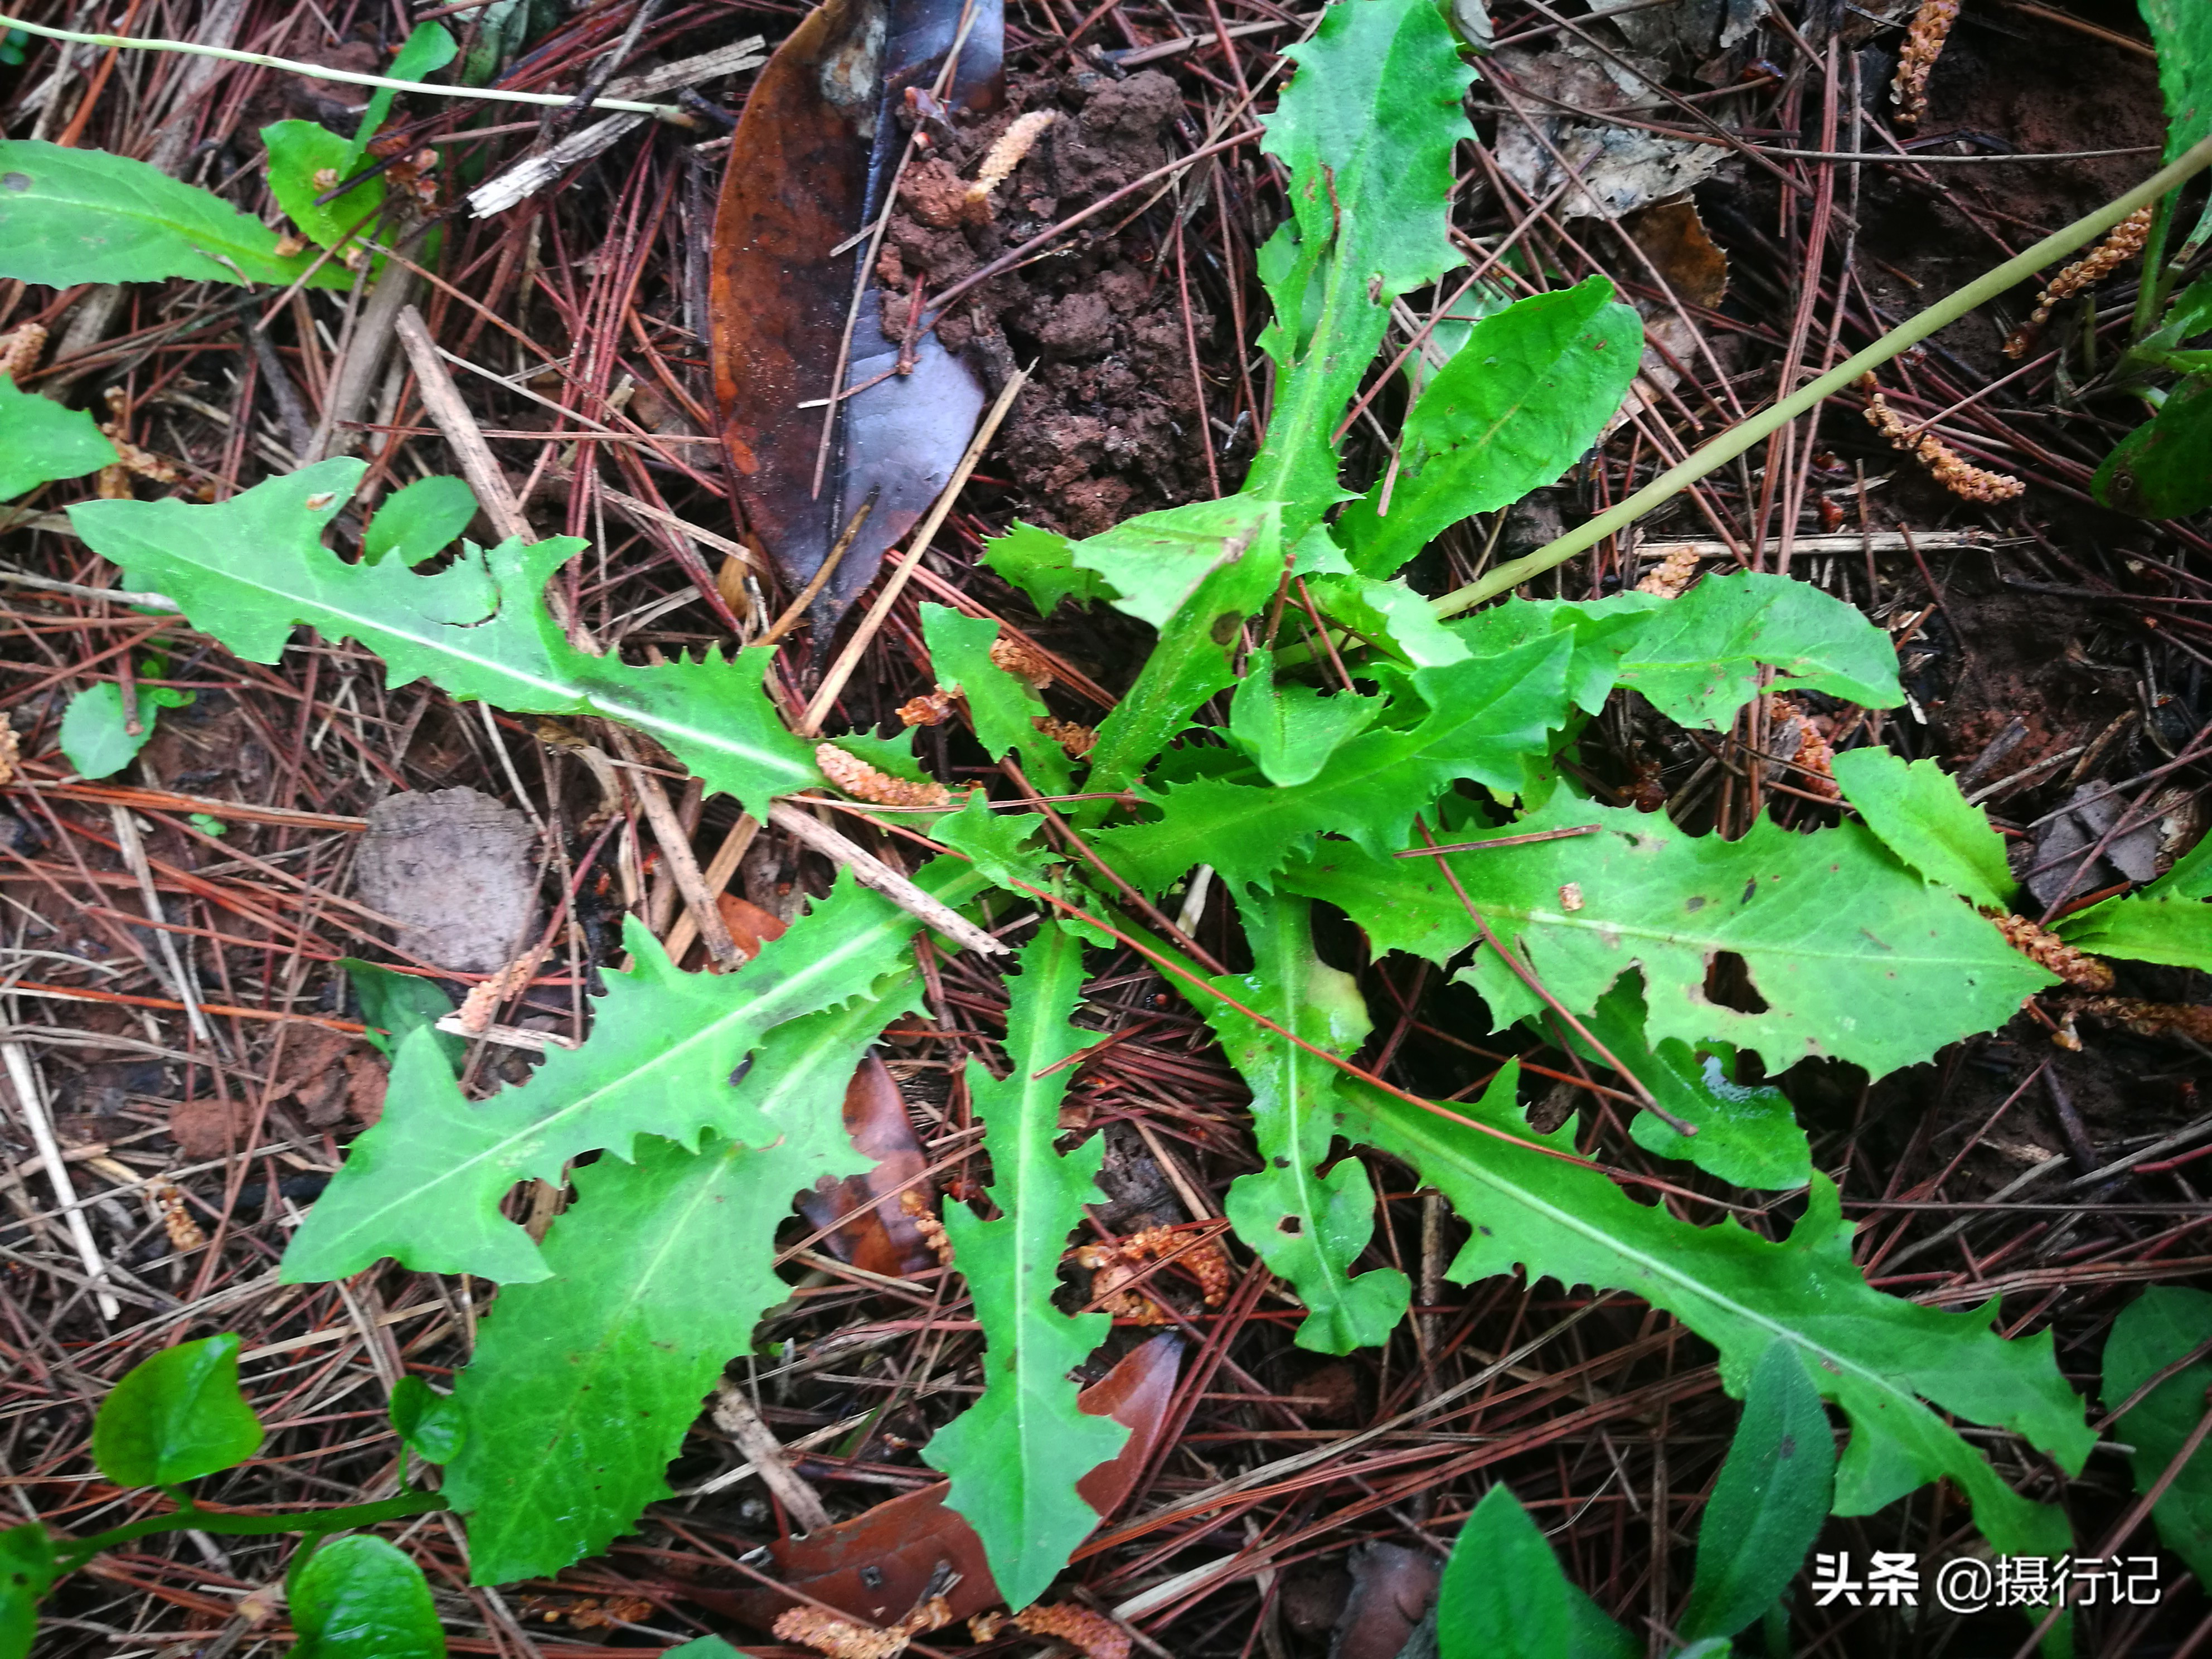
xmin=876 ymin=68 xmax=1223 ymax=535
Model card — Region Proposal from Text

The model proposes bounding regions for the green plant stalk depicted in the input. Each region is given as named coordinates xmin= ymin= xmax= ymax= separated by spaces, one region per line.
xmin=51 ymin=1490 xmax=448 ymax=1572
xmin=0 ymin=13 xmax=687 ymax=119
xmin=1429 ymin=131 xmax=2212 ymax=619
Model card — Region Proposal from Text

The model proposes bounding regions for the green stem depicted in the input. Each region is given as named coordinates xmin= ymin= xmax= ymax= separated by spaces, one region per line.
xmin=52 ymin=1490 xmax=448 ymax=1573
xmin=1427 ymin=131 xmax=2212 ymax=620
xmin=0 ymin=13 xmax=690 ymax=120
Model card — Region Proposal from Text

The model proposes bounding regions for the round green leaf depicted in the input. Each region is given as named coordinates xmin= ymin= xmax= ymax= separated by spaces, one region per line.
xmin=91 ymin=1333 xmax=264 ymax=1488
xmin=363 ymin=477 xmax=480 ymax=567
xmin=0 ymin=374 xmax=116 ymax=501
xmin=290 ymin=1535 xmax=445 ymax=1659
xmin=1 ymin=1522 xmax=57 ymax=1659
xmin=387 ymin=1376 xmax=466 ymax=1464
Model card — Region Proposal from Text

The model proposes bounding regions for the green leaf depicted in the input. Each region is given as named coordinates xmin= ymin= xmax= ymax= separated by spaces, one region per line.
xmin=347 ymin=24 xmax=458 ymax=171
xmin=662 ymin=1642 xmax=747 ymax=1659
xmin=1680 ymin=1342 xmax=1836 ymax=1641
xmin=364 ymin=476 xmax=479 ymax=567
xmin=1226 ymin=648 xmax=1381 ymax=787
xmin=1436 ymin=1486 xmax=1573 ymax=1659
xmin=1 ymin=1523 xmax=56 ymax=1659
xmin=1455 ymin=572 xmax=1904 ymax=730
xmin=1280 ymin=795 xmax=2054 ymax=1079
xmin=1091 ymin=631 xmax=1574 ymax=894
xmin=1073 ymin=499 xmax=1286 ymax=818
xmin=982 ymin=521 xmax=1115 ymax=616
xmin=1338 ymin=1064 xmax=2089 ymax=1562
xmin=0 ymin=374 xmax=116 ymax=500
xmin=282 ymin=869 xmax=964 ymax=1284
xmin=1069 ymin=496 xmax=1283 ymax=631
xmin=0 ymin=139 xmax=344 ymax=288
xmin=264 ymin=121 xmax=386 ymax=259
xmin=2055 ymin=889 xmax=2212 ymax=969
xmin=289 ymin=1536 xmax=445 ymax=1659
xmin=1207 ymin=892 xmax=1409 ymax=1353
xmin=1243 ymin=0 xmax=1476 ymax=531
xmin=2143 ymin=1 xmax=2212 ymax=165
xmin=91 ymin=1333 xmax=264 ymax=1487
xmin=2093 ymin=374 xmax=2212 ymax=520
xmin=921 ymin=604 xmax=1071 ymax=796
xmin=1832 ymin=746 xmax=2016 ymax=911
xmin=929 ymin=795 xmax=1055 ymax=893
xmin=2102 ymin=1286 xmax=2212 ymax=1584
xmin=341 ymin=959 xmax=464 ymax=1071
xmin=1303 ymin=569 xmax=1473 ymax=668
xmin=59 ymin=677 xmax=190 ymax=780
xmin=1560 ymin=978 xmax=1810 ymax=1192
xmin=69 ymin=459 xmax=819 ymax=816
xmin=188 ymin=813 xmax=228 ymax=836
xmin=387 ymin=1376 xmax=465 ymax=1464
xmin=925 ymin=922 xmax=1128 ymax=1609
xmin=1337 ymin=280 xmax=1645 ymax=578
xmin=442 ymin=982 xmax=917 ymax=1583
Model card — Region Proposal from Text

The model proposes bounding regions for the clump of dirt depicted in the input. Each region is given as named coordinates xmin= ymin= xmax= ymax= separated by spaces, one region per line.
xmin=877 ymin=68 xmax=1224 ymax=536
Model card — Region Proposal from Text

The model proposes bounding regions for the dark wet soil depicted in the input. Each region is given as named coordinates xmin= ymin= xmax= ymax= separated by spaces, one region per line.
xmin=879 ymin=67 xmax=1226 ymax=535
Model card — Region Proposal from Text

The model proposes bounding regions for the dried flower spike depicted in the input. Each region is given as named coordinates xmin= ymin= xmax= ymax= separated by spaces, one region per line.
xmin=1008 ymin=1603 xmax=1132 ymax=1659
xmin=1889 ymin=0 xmax=1957 ymax=129
xmin=0 ymin=725 xmax=18 ymax=789
xmin=897 ymin=690 xmax=955 ymax=727
xmin=1988 ymin=913 xmax=2114 ymax=992
xmin=816 ymin=742 xmax=953 ymax=808
xmin=0 ymin=322 xmax=46 ymax=382
xmin=2003 ymin=206 xmax=2154 ymax=357
xmin=1860 ymin=375 xmax=2025 ymax=503
xmin=773 ymin=1595 xmax=952 ymax=1659
xmin=2074 ymin=996 xmax=2212 ymax=1044
xmin=988 ymin=632 xmax=1056 ymax=690
xmin=1635 ymin=545 xmax=1699 ymax=598
xmin=1035 ymin=715 xmax=1097 ymax=758
xmin=899 ymin=1187 xmax=955 ymax=1266
xmin=967 ymin=110 xmax=1057 ymax=204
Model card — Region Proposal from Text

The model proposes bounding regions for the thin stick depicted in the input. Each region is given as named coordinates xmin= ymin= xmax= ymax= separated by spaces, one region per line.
xmin=391 ymin=306 xmax=532 ymax=544
xmin=797 ymin=368 xmax=1028 ymax=737
xmin=767 ymin=801 xmax=1007 ymax=955
xmin=0 ymin=13 xmax=690 ymax=118
xmin=0 ymin=1041 xmax=121 ymax=1322
xmin=609 ymin=727 xmax=740 ymax=968
xmin=756 ymin=498 xmax=874 ymax=648
xmin=109 ymin=805 xmax=212 ymax=1045
xmin=663 ymin=813 xmax=759 ymax=967
xmin=1429 ymin=131 xmax=2212 ymax=619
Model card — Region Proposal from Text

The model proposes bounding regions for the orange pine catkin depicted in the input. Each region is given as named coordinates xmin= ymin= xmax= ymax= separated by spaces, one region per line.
xmin=2004 ymin=206 xmax=2155 ymax=357
xmin=1987 ymin=913 xmax=2115 ymax=991
xmin=814 ymin=742 xmax=953 ymax=808
xmin=1860 ymin=375 xmax=2025 ymax=503
xmin=1889 ymin=0 xmax=1958 ymax=129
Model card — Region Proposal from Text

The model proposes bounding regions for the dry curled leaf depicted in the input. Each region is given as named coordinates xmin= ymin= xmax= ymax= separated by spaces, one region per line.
xmin=798 ymin=1057 xmax=943 ymax=1277
xmin=1990 ymin=913 xmax=2116 ymax=992
xmin=817 ymin=742 xmax=953 ymax=808
xmin=711 ymin=0 xmax=1003 ymax=633
xmin=677 ymin=1335 xmax=1182 ymax=1632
